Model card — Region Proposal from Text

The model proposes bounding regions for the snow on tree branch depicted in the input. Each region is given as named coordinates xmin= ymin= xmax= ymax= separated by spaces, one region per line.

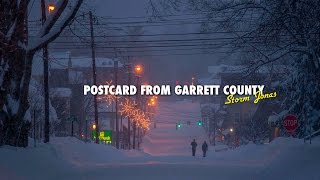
xmin=37 ymin=0 xmax=68 ymax=37
xmin=27 ymin=0 xmax=83 ymax=53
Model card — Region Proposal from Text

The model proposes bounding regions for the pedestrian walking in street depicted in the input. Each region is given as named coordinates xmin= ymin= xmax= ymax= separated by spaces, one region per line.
xmin=202 ymin=141 xmax=208 ymax=157
xmin=190 ymin=139 xmax=197 ymax=156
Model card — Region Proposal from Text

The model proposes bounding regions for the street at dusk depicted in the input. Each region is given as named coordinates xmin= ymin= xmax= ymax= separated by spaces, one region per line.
xmin=1 ymin=0 xmax=320 ymax=180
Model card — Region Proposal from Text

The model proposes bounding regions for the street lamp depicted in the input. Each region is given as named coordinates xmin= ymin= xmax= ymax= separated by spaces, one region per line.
xmin=133 ymin=64 xmax=143 ymax=150
xmin=48 ymin=4 xmax=55 ymax=13
xmin=93 ymin=124 xmax=96 ymax=130
xmin=230 ymin=128 xmax=233 ymax=132
xmin=134 ymin=64 xmax=143 ymax=76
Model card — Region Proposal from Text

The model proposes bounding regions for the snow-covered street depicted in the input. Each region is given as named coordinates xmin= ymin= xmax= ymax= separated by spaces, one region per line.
xmin=1 ymin=100 xmax=320 ymax=180
xmin=2 ymin=0 xmax=320 ymax=179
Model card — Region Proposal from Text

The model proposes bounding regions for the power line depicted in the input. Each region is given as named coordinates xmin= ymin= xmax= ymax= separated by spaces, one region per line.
xmin=46 ymin=40 xmax=293 ymax=49
xmin=28 ymin=31 xmax=250 ymax=37
xmin=40 ymin=50 xmax=270 ymax=57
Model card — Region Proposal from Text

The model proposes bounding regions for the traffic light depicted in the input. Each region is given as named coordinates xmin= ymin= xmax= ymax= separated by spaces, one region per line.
xmin=176 ymin=123 xmax=182 ymax=130
xmin=198 ymin=120 xmax=202 ymax=126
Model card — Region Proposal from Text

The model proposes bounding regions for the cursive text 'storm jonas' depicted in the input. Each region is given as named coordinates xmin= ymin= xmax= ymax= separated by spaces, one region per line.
xmin=254 ymin=91 xmax=277 ymax=104
xmin=224 ymin=91 xmax=277 ymax=104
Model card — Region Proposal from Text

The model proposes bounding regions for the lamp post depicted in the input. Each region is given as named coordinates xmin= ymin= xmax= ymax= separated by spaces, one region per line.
xmin=133 ymin=64 xmax=143 ymax=149
xmin=48 ymin=4 xmax=55 ymax=13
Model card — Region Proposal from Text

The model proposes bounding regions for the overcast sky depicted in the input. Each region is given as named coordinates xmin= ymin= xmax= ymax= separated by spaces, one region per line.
xmin=30 ymin=0 xmax=238 ymax=83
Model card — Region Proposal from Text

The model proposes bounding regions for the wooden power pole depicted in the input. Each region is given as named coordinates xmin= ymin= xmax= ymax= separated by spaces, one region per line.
xmin=114 ymin=60 xmax=119 ymax=149
xmin=89 ymin=11 xmax=99 ymax=144
xmin=127 ymin=60 xmax=131 ymax=149
xmin=41 ymin=0 xmax=50 ymax=143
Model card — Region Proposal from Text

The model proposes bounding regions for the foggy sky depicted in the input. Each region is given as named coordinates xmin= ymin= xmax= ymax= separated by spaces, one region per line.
xmin=30 ymin=0 xmax=238 ymax=83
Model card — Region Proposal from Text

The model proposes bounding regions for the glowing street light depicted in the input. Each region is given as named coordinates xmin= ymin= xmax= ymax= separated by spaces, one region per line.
xmin=230 ymin=128 xmax=233 ymax=132
xmin=149 ymin=96 xmax=157 ymax=106
xmin=92 ymin=124 xmax=96 ymax=130
xmin=134 ymin=64 xmax=143 ymax=75
xmin=48 ymin=4 xmax=55 ymax=13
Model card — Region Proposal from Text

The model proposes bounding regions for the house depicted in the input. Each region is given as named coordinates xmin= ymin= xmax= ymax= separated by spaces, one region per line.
xmin=199 ymin=64 xmax=288 ymax=145
xmin=33 ymin=51 xmax=125 ymax=137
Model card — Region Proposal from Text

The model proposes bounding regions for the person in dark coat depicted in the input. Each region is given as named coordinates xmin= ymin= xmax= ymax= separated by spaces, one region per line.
xmin=190 ymin=139 xmax=197 ymax=156
xmin=202 ymin=141 xmax=208 ymax=157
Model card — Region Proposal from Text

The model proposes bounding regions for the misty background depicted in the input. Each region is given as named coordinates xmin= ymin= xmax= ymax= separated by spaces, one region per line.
xmin=28 ymin=0 xmax=240 ymax=83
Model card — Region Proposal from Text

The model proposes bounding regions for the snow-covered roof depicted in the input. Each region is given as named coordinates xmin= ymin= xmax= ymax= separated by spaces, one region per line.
xmin=208 ymin=65 xmax=246 ymax=75
xmin=51 ymin=88 xmax=72 ymax=98
xmin=32 ymin=52 xmax=123 ymax=75
xmin=198 ymin=75 xmax=221 ymax=85
xmin=52 ymin=57 xmax=123 ymax=69
xmin=208 ymin=64 xmax=289 ymax=75
xmin=268 ymin=110 xmax=288 ymax=124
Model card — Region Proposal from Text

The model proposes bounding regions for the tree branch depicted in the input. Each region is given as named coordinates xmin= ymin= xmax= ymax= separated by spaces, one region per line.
xmin=27 ymin=0 xmax=83 ymax=53
xmin=38 ymin=0 xmax=68 ymax=37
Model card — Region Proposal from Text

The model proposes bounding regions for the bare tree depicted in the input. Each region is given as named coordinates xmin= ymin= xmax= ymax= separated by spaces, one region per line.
xmin=150 ymin=0 xmax=320 ymax=138
xmin=0 ymin=0 xmax=83 ymax=146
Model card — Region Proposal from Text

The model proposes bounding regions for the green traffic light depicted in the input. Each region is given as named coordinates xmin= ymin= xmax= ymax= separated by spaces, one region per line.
xmin=198 ymin=121 xmax=202 ymax=126
xmin=176 ymin=123 xmax=182 ymax=129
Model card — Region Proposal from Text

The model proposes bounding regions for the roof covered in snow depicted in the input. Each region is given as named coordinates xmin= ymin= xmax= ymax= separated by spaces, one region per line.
xmin=50 ymin=56 xmax=123 ymax=69
xmin=32 ymin=51 xmax=123 ymax=75
xmin=208 ymin=64 xmax=246 ymax=75
xmin=198 ymin=75 xmax=221 ymax=85
xmin=208 ymin=64 xmax=289 ymax=76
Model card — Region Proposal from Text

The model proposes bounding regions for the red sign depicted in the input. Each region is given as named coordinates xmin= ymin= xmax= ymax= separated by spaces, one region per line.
xmin=283 ymin=114 xmax=298 ymax=133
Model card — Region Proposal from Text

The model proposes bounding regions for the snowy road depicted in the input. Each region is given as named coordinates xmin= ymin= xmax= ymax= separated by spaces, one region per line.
xmin=1 ymin=100 xmax=320 ymax=180
xmin=142 ymin=100 xmax=208 ymax=156
xmin=71 ymin=163 xmax=264 ymax=180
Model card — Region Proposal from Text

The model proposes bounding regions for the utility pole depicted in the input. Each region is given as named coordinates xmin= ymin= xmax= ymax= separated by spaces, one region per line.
xmin=41 ymin=0 xmax=50 ymax=143
xmin=115 ymin=60 xmax=119 ymax=149
xmin=127 ymin=60 xmax=131 ymax=149
xmin=133 ymin=76 xmax=140 ymax=149
xmin=89 ymin=11 xmax=99 ymax=144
